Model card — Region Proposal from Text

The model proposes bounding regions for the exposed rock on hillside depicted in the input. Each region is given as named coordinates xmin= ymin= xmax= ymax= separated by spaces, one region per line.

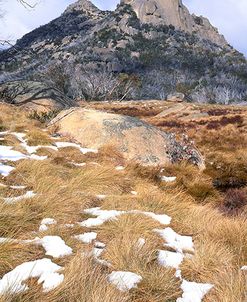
xmin=0 ymin=0 xmax=246 ymax=104
xmin=0 ymin=81 xmax=76 ymax=111
xmin=50 ymin=108 xmax=204 ymax=167
xmin=121 ymin=0 xmax=227 ymax=46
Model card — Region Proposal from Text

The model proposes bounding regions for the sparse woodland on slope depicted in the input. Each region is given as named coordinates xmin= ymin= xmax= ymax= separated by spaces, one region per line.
xmin=0 ymin=0 xmax=247 ymax=104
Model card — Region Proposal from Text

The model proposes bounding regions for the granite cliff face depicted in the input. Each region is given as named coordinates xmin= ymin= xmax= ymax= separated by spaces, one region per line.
xmin=121 ymin=0 xmax=227 ymax=46
xmin=0 ymin=0 xmax=246 ymax=104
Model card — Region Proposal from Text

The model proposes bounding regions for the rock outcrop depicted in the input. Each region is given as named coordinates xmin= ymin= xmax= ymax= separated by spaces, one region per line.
xmin=50 ymin=108 xmax=204 ymax=167
xmin=121 ymin=0 xmax=227 ymax=46
xmin=64 ymin=0 xmax=101 ymax=17
xmin=0 ymin=0 xmax=246 ymax=104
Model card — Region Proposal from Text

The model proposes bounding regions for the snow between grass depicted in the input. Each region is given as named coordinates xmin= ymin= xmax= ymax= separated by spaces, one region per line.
xmin=0 ymin=258 xmax=63 ymax=294
xmin=108 ymin=271 xmax=142 ymax=291
xmin=80 ymin=207 xmax=171 ymax=228
xmin=154 ymin=227 xmax=194 ymax=253
xmin=37 ymin=236 xmax=73 ymax=258
xmin=177 ymin=280 xmax=213 ymax=302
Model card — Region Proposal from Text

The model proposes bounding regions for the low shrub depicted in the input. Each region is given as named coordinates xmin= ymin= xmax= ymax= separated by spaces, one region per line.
xmin=28 ymin=110 xmax=60 ymax=124
xmin=220 ymin=189 xmax=247 ymax=215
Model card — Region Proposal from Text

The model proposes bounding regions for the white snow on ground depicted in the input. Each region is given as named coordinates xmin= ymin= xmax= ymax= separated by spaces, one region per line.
xmin=94 ymin=241 xmax=106 ymax=248
xmin=0 ymin=258 xmax=63 ymax=294
xmin=3 ymin=191 xmax=36 ymax=204
xmin=74 ymin=232 xmax=97 ymax=244
xmin=37 ymin=236 xmax=73 ymax=258
xmin=55 ymin=142 xmax=98 ymax=154
xmin=29 ymin=154 xmax=48 ymax=161
xmin=0 ymin=131 xmax=9 ymax=136
xmin=131 ymin=210 xmax=172 ymax=225
xmin=96 ymin=194 xmax=107 ymax=200
xmin=154 ymin=227 xmax=194 ymax=253
xmin=0 ymin=146 xmax=27 ymax=161
xmin=177 ymin=280 xmax=213 ymax=302
xmin=39 ymin=218 xmax=57 ymax=232
xmin=10 ymin=185 xmax=27 ymax=190
xmin=38 ymin=272 xmax=64 ymax=292
xmin=12 ymin=132 xmax=57 ymax=156
xmin=115 ymin=166 xmax=125 ymax=171
xmin=80 ymin=207 xmax=171 ymax=228
xmin=158 ymin=250 xmax=184 ymax=269
xmin=161 ymin=176 xmax=177 ymax=182
xmin=70 ymin=162 xmax=86 ymax=167
xmin=136 ymin=238 xmax=146 ymax=249
xmin=131 ymin=191 xmax=138 ymax=195
xmin=80 ymin=208 xmax=125 ymax=227
xmin=92 ymin=247 xmax=104 ymax=258
xmin=0 ymin=163 xmax=14 ymax=176
xmin=108 ymin=271 xmax=142 ymax=291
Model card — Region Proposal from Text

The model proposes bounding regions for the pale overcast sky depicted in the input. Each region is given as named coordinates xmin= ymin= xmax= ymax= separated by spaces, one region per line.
xmin=0 ymin=0 xmax=247 ymax=55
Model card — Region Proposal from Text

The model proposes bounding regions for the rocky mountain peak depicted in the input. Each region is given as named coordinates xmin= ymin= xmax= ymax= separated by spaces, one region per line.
xmin=64 ymin=0 xmax=101 ymax=15
xmin=120 ymin=0 xmax=227 ymax=46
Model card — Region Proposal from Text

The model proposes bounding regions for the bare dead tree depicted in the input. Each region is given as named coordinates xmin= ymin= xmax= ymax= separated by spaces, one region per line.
xmin=0 ymin=0 xmax=38 ymax=46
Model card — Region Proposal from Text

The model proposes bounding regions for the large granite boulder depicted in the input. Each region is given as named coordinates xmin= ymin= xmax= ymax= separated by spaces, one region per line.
xmin=121 ymin=0 xmax=227 ymax=46
xmin=50 ymin=108 xmax=204 ymax=167
xmin=0 ymin=81 xmax=76 ymax=112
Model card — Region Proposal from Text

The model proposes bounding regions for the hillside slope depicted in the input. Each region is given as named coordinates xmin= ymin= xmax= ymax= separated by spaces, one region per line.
xmin=0 ymin=0 xmax=247 ymax=104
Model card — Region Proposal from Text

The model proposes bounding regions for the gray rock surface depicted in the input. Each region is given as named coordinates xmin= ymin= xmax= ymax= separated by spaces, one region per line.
xmin=121 ymin=0 xmax=227 ymax=46
xmin=50 ymin=108 xmax=205 ymax=168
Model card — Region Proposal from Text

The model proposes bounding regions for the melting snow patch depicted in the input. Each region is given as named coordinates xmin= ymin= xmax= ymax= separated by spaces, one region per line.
xmin=10 ymin=185 xmax=27 ymax=190
xmin=136 ymin=238 xmax=146 ymax=249
xmin=132 ymin=210 xmax=171 ymax=225
xmin=96 ymin=194 xmax=107 ymax=200
xmin=81 ymin=207 xmax=171 ymax=228
xmin=0 ymin=258 xmax=63 ymax=294
xmin=38 ymin=236 xmax=73 ymax=258
xmin=131 ymin=191 xmax=138 ymax=195
xmin=177 ymin=280 xmax=213 ymax=302
xmin=55 ymin=142 xmax=98 ymax=154
xmin=71 ymin=162 xmax=86 ymax=167
xmin=39 ymin=218 xmax=57 ymax=232
xmin=0 ymin=163 xmax=14 ymax=177
xmin=161 ymin=176 xmax=177 ymax=182
xmin=93 ymin=247 xmax=104 ymax=258
xmin=80 ymin=207 xmax=125 ymax=227
xmin=155 ymin=227 xmax=194 ymax=253
xmin=29 ymin=154 xmax=48 ymax=161
xmin=158 ymin=250 xmax=184 ymax=269
xmin=38 ymin=272 xmax=64 ymax=292
xmin=115 ymin=166 xmax=125 ymax=171
xmin=0 ymin=146 xmax=27 ymax=161
xmin=94 ymin=241 xmax=106 ymax=248
xmin=4 ymin=191 xmax=36 ymax=204
xmin=74 ymin=232 xmax=97 ymax=244
xmin=108 ymin=271 xmax=142 ymax=292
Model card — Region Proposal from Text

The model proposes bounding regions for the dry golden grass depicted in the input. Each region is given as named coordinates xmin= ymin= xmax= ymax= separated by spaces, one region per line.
xmin=45 ymin=255 xmax=129 ymax=302
xmin=26 ymin=130 xmax=53 ymax=146
xmin=0 ymin=102 xmax=247 ymax=301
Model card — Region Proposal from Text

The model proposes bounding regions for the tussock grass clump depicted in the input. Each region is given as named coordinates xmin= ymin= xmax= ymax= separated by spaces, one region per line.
xmin=26 ymin=129 xmax=53 ymax=146
xmin=46 ymin=255 xmax=128 ymax=302
xmin=160 ymin=162 xmax=219 ymax=203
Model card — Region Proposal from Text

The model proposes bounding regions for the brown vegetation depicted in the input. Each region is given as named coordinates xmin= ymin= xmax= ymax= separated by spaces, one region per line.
xmin=0 ymin=102 xmax=247 ymax=301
